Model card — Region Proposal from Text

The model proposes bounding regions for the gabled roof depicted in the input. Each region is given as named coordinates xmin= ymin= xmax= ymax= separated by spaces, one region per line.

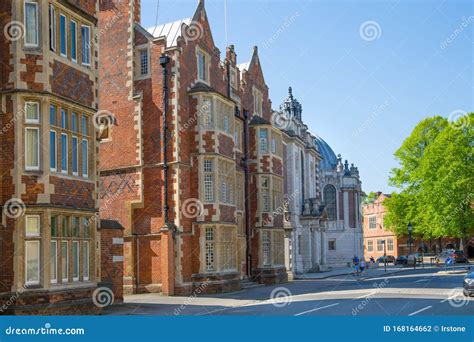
xmin=249 ymin=115 xmax=271 ymax=126
xmin=147 ymin=18 xmax=192 ymax=47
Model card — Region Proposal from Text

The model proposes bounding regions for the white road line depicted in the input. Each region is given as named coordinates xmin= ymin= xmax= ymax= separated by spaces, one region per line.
xmin=408 ymin=305 xmax=433 ymax=316
xmin=353 ymin=292 xmax=377 ymax=300
xmin=414 ymin=279 xmax=430 ymax=283
xmin=294 ymin=303 xmax=340 ymax=316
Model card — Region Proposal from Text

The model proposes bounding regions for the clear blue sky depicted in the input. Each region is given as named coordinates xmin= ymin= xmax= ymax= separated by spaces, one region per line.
xmin=140 ymin=0 xmax=473 ymax=194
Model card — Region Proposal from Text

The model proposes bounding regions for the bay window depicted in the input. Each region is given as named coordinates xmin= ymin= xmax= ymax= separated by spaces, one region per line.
xmin=25 ymin=215 xmax=41 ymax=286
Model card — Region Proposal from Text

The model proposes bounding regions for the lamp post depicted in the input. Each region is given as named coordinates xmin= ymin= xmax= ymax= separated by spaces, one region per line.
xmin=382 ymin=239 xmax=387 ymax=273
xmin=408 ymin=222 xmax=413 ymax=255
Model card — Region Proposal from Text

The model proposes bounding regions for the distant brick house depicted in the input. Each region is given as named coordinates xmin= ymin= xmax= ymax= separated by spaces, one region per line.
xmin=363 ymin=193 xmax=472 ymax=260
xmin=0 ymin=0 xmax=113 ymax=314
xmin=98 ymin=0 xmax=287 ymax=295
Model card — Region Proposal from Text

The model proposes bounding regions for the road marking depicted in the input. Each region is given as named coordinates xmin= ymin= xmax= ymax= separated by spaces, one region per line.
xmin=353 ymin=292 xmax=377 ymax=300
xmin=408 ymin=305 xmax=433 ymax=316
xmin=414 ymin=279 xmax=430 ymax=283
xmin=294 ymin=303 xmax=340 ymax=316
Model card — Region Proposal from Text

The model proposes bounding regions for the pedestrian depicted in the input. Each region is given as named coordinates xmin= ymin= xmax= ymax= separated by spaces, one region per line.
xmin=352 ymin=255 xmax=360 ymax=275
xmin=360 ymin=259 xmax=366 ymax=273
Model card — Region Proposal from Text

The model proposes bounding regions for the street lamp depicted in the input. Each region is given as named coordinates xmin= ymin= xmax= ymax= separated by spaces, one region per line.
xmin=408 ymin=222 xmax=413 ymax=255
xmin=381 ymin=239 xmax=387 ymax=273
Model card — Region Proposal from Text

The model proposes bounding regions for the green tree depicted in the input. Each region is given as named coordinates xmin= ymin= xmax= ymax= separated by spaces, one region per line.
xmin=384 ymin=113 xmax=474 ymax=247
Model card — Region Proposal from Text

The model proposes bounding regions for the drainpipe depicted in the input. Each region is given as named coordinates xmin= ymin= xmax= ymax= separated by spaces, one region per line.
xmin=243 ymin=109 xmax=252 ymax=279
xmin=159 ymin=55 xmax=175 ymax=234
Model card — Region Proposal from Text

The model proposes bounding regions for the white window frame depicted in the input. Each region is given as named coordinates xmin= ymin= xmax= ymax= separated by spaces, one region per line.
xmin=196 ymin=49 xmax=209 ymax=84
xmin=25 ymin=215 xmax=41 ymax=237
xmin=61 ymin=240 xmax=69 ymax=283
xmin=50 ymin=130 xmax=57 ymax=172
xmin=70 ymin=19 xmax=77 ymax=62
xmin=25 ymin=240 xmax=40 ymax=286
xmin=81 ymin=25 xmax=91 ymax=66
xmin=72 ymin=136 xmax=79 ymax=176
xmin=25 ymin=102 xmax=40 ymax=124
xmin=61 ymin=133 xmax=68 ymax=174
xmin=367 ymin=239 xmax=374 ymax=252
xmin=24 ymin=1 xmax=39 ymax=47
xmin=59 ymin=14 xmax=67 ymax=57
xmin=72 ymin=241 xmax=79 ymax=281
xmin=82 ymin=139 xmax=88 ymax=178
xmin=49 ymin=4 xmax=56 ymax=52
xmin=260 ymin=128 xmax=268 ymax=154
xmin=83 ymin=241 xmax=90 ymax=281
xmin=369 ymin=216 xmax=377 ymax=230
xmin=25 ymin=127 xmax=40 ymax=171
xmin=50 ymin=240 xmax=58 ymax=284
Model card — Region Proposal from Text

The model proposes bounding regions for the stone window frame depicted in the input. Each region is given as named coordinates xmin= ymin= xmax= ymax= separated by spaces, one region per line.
xmin=49 ymin=4 xmax=56 ymax=52
xmin=59 ymin=13 xmax=68 ymax=57
xmin=216 ymin=97 xmax=234 ymax=137
xmin=70 ymin=19 xmax=78 ymax=63
xmin=218 ymin=158 xmax=235 ymax=205
xmin=135 ymin=43 xmax=151 ymax=80
xmin=235 ymin=172 xmax=244 ymax=212
xmin=25 ymin=217 xmax=41 ymax=287
xmin=260 ymin=176 xmax=270 ymax=213
xmin=24 ymin=100 xmax=41 ymax=172
xmin=272 ymin=230 xmax=285 ymax=266
xmin=201 ymin=225 xmax=238 ymax=273
xmin=200 ymin=97 xmax=213 ymax=129
xmin=259 ymin=128 xmax=268 ymax=154
xmin=24 ymin=0 xmax=40 ymax=48
xmin=328 ymin=239 xmax=336 ymax=251
xmin=50 ymin=100 xmax=93 ymax=179
xmin=322 ymin=184 xmax=337 ymax=221
xmin=196 ymin=47 xmax=210 ymax=85
xmin=202 ymin=158 xmax=214 ymax=203
xmin=272 ymin=177 xmax=283 ymax=213
xmin=81 ymin=24 xmax=91 ymax=66
xmin=261 ymin=230 xmax=271 ymax=267
xmin=51 ymin=214 xmax=94 ymax=287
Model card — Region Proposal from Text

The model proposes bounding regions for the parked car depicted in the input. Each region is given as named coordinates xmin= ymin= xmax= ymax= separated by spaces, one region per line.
xmin=377 ymin=255 xmax=395 ymax=264
xmin=454 ymin=250 xmax=469 ymax=264
xmin=395 ymin=255 xmax=408 ymax=265
xmin=463 ymin=269 xmax=474 ymax=297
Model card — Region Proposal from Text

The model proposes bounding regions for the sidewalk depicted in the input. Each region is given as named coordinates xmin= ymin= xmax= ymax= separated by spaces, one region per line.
xmin=295 ymin=263 xmax=471 ymax=280
xmin=294 ymin=265 xmax=405 ymax=280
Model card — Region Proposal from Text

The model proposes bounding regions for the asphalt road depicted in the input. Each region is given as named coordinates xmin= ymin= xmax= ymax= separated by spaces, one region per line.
xmin=106 ymin=267 xmax=474 ymax=316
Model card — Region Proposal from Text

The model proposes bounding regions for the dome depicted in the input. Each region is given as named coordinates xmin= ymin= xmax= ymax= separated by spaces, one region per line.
xmin=314 ymin=135 xmax=338 ymax=171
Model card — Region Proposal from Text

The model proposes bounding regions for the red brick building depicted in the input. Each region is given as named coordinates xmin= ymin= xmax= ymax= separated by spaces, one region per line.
xmin=362 ymin=193 xmax=463 ymax=259
xmin=98 ymin=0 xmax=287 ymax=295
xmin=0 ymin=0 xmax=113 ymax=314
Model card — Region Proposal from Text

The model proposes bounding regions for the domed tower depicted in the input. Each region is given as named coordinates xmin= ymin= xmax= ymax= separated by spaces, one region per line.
xmin=280 ymin=87 xmax=302 ymax=122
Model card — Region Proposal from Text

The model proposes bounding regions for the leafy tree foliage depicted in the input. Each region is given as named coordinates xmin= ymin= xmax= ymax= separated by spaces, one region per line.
xmin=384 ymin=113 xmax=473 ymax=244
